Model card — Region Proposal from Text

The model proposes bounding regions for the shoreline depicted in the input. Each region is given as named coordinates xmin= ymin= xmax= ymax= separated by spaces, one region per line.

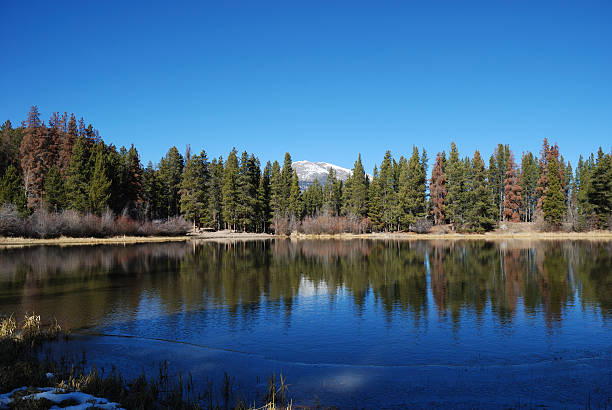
xmin=1 ymin=230 xmax=612 ymax=246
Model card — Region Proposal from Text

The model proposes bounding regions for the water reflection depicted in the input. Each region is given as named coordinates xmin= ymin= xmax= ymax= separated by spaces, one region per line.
xmin=0 ymin=240 xmax=609 ymax=330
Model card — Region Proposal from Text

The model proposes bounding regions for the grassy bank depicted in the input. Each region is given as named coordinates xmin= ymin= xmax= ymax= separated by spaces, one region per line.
xmin=0 ymin=315 xmax=296 ymax=410
xmin=0 ymin=235 xmax=190 ymax=247
xmin=289 ymin=230 xmax=612 ymax=241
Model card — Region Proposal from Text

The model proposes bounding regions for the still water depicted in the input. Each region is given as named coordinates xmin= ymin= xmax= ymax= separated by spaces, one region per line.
xmin=0 ymin=240 xmax=610 ymax=407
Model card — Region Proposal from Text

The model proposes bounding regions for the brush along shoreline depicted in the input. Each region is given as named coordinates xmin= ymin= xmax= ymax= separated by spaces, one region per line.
xmin=1 ymin=229 xmax=612 ymax=246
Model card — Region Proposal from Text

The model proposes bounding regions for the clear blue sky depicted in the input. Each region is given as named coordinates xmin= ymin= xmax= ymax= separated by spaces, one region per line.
xmin=1 ymin=1 xmax=610 ymax=173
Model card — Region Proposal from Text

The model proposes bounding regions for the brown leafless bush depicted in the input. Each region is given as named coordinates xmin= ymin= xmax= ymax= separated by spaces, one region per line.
xmin=0 ymin=208 xmax=191 ymax=238
xmin=0 ymin=205 xmax=26 ymax=237
xmin=27 ymin=208 xmax=63 ymax=238
xmin=272 ymin=212 xmax=298 ymax=235
xmin=298 ymin=213 xmax=370 ymax=234
xmin=409 ymin=218 xmax=433 ymax=234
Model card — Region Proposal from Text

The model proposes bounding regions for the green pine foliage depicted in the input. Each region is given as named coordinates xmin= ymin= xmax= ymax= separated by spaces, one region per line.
xmin=542 ymin=154 xmax=566 ymax=228
xmin=588 ymin=148 xmax=612 ymax=228
xmin=303 ymin=179 xmax=324 ymax=217
xmin=289 ymin=170 xmax=303 ymax=219
xmin=43 ymin=165 xmax=65 ymax=211
xmin=89 ymin=143 xmax=112 ymax=215
xmin=222 ymin=149 xmax=240 ymax=230
xmin=65 ymin=137 xmax=91 ymax=212
xmin=466 ymin=151 xmax=497 ymax=232
xmin=0 ymin=165 xmax=28 ymax=215
xmin=180 ymin=150 xmax=209 ymax=228
xmin=398 ymin=147 xmax=427 ymax=229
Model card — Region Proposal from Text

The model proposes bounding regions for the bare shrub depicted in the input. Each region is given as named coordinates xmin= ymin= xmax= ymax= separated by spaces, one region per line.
xmin=298 ymin=213 xmax=370 ymax=234
xmin=28 ymin=208 xmax=63 ymax=238
xmin=409 ymin=218 xmax=433 ymax=234
xmin=0 ymin=205 xmax=26 ymax=237
xmin=100 ymin=209 xmax=115 ymax=236
xmin=272 ymin=212 xmax=298 ymax=235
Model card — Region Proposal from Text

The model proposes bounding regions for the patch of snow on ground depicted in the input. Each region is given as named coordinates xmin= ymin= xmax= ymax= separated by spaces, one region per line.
xmin=0 ymin=386 xmax=124 ymax=410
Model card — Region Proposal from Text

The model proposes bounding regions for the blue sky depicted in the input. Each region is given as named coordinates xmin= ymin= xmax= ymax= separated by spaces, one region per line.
xmin=1 ymin=1 xmax=610 ymax=173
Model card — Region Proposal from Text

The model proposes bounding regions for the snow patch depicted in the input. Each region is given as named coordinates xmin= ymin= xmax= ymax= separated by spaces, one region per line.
xmin=0 ymin=386 xmax=124 ymax=410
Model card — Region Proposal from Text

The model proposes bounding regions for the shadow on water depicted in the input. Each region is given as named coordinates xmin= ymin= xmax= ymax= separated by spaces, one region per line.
xmin=1 ymin=239 xmax=611 ymax=407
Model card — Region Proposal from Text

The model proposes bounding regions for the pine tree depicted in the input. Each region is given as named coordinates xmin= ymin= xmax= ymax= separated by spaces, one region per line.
xmin=207 ymin=157 xmax=224 ymax=230
xmin=368 ymin=166 xmax=383 ymax=230
xmin=446 ymin=142 xmax=469 ymax=228
xmin=20 ymin=106 xmax=51 ymax=208
xmin=398 ymin=146 xmax=427 ymax=228
xmin=0 ymin=120 xmax=23 ymax=176
xmin=158 ymin=146 xmax=184 ymax=218
xmin=429 ymin=151 xmax=447 ymax=225
xmin=379 ymin=150 xmax=398 ymax=231
xmin=303 ymin=179 xmax=324 ymax=216
xmin=65 ymin=137 xmax=91 ymax=212
xmin=345 ymin=154 xmax=368 ymax=217
xmin=142 ymin=161 xmax=163 ymax=220
xmin=323 ymin=167 xmax=343 ymax=216
xmin=520 ymin=152 xmax=539 ymax=222
xmin=542 ymin=153 xmax=566 ymax=228
xmin=89 ymin=143 xmax=112 ymax=215
xmin=269 ymin=160 xmax=283 ymax=219
xmin=280 ymin=152 xmax=293 ymax=212
xmin=222 ymin=149 xmax=240 ymax=230
xmin=0 ymin=165 xmax=28 ymax=215
xmin=575 ymin=154 xmax=595 ymax=229
xmin=289 ymin=170 xmax=303 ymax=219
xmin=489 ymin=144 xmax=510 ymax=221
xmin=43 ymin=165 xmax=66 ymax=211
xmin=257 ymin=161 xmax=272 ymax=232
xmin=466 ymin=150 xmax=496 ymax=232
xmin=588 ymin=148 xmax=612 ymax=228
xmin=502 ymin=153 xmax=522 ymax=222
xmin=180 ymin=150 xmax=209 ymax=228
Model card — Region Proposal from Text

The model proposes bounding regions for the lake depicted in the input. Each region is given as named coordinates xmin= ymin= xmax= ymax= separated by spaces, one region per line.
xmin=0 ymin=239 xmax=610 ymax=408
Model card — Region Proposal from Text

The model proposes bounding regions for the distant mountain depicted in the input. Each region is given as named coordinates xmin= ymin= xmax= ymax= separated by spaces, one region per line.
xmin=292 ymin=160 xmax=352 ymax=190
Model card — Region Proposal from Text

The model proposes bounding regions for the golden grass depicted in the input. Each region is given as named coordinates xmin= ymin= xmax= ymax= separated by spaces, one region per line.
xmin=0 ymin=235 xmax=190 ymax=248
xmin=290 ymin=231 xmax=612 ymax=241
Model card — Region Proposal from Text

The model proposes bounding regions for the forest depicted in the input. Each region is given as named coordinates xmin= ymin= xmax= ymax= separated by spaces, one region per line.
xmin=0 ymin=106 xmax=611 ymax=237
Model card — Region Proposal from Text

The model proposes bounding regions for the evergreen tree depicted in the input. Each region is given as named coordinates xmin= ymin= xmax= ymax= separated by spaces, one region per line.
xmin=446 ymin=143 xmax=469 ymax=228
xmin=0 ymin=165 xmax=28 ymax=215
xmin=0 ymin=120 xmax=23 ymax=176
xmin=207 ymin=157 xmax=224 ymax=230
xmin=430 ymin=151 xmax=447 ymax=225
xmin=43 ymin=166 xmax=65 ymax=211
xmin=280 ymin=152 xmax=293 ymax=212
xmin=142 ymin=161 xmax=163 ymax=220
xmin=222 ymin=149 xmax=240 ymax=229
xmin=502 ymin=153 xmax=522 ymax=222
xmin=158 ymin=146 xmax=184 ymax=218
xmin=466 ymin=150 xmax=496 ymax=232
xmin=269 ymin=160 xmax=283 ymax=219
xmin=368 ymin=166 xmax=383 ymax=230
xmin=588 ymin=148 xmax=612 ymax=228
xmin=180 ymin=150 xmax=209 ymax=228
xmin=379 ymin=150 xmax=398 ymax=231
xmin=323 ymin=167 xmax=343 ymax=216
xmin=489 ymin=144 xmax=510 ymax=221
xmin=345 ymin=154 xmax=368 ymax=217
xmin=398 ymin=147 xmax=427 ymax=228
xmin=20 ymin=106 xmax=51 ymax=208
xmin=289 ymin=170 xmax=303 ymax=219
xmin=257 ymin=161 xmax=272 ymax=232
xmin=542 ymin=153 xmax=566 ymax=228
xmin=303 ymin=179 xmax=324 ymax=216
xmin=575 ymin=154 xmax=595 ymax=229
xmin=520 ymin=152 xmax=539 ymax=222
xmin=65 ymin=137 xmax=91 ymax=212
xmin=89 ymin=143 xmax=112 ymax=214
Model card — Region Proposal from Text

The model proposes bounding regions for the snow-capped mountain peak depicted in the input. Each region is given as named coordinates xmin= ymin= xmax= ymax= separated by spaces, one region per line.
xmin=292 ymin=160 xmax=352 ymax=189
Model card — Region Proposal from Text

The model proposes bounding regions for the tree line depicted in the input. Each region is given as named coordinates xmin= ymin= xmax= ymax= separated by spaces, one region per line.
xmin=1 ymin=106 xmax=611 ymax=234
